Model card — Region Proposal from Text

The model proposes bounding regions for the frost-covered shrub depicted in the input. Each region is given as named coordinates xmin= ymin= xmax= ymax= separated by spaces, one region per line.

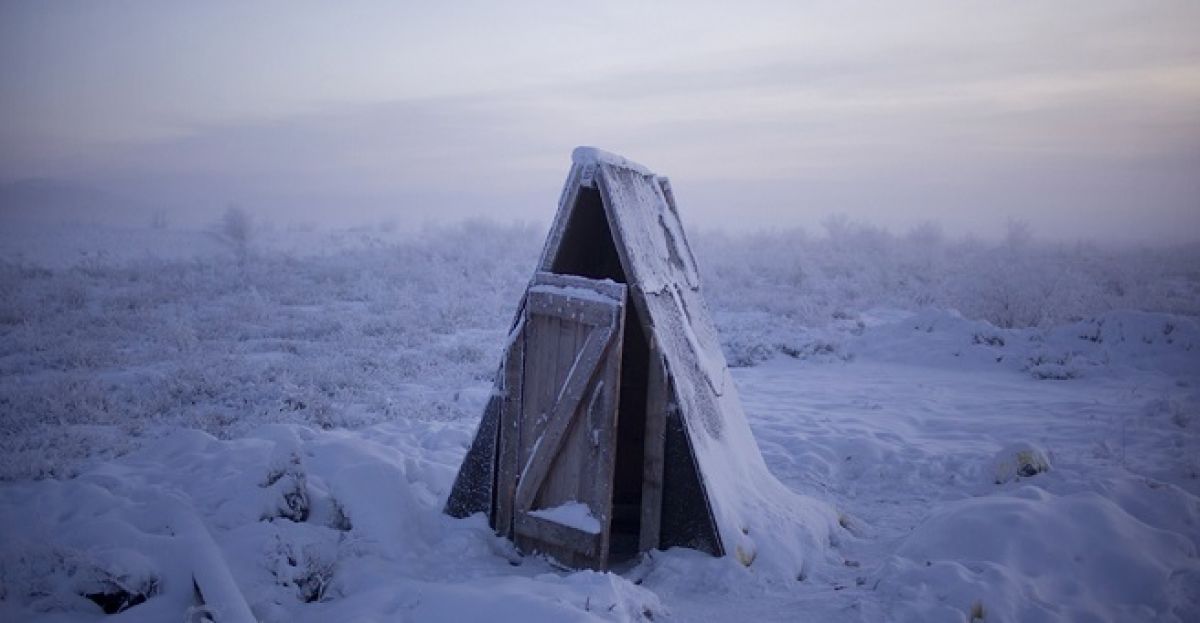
xmin=0 ymin=221 xmax=542 ymax=480
xmin=261 ymin=450 xmax=310 ymax=523
xmin=1 ymin=218 xmax=1196 ymax=479
xmin=989 ymin=442 xmax=1052 ymax=483
xmin=0 ymin=542 xmax=159 ymax=614
xmin=694 ymin=222 xmax=1200 ymax=330
xmin=264 ymin=533 xmax=340 ymax=603
xmin=694 ymin=221 xmax=1200 ymax=364
xmin=219 ymin=205 xmax=254 ymax=263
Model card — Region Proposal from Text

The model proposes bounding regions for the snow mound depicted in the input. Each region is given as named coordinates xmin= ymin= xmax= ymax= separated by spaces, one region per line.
xmin=1038 ymin=311 xmax=1200 ymax=377
xmin=0 ymin=424 xmax=668 ymax=622
xmin=876 ymin=485 xmax=1200 ymax=622
xmin=529 ymin=502 xmax=602 ymax=535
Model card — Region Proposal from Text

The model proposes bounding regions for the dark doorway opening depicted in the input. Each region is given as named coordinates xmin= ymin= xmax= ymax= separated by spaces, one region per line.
xmin=548 ymin=186 xmax=649 ymax=564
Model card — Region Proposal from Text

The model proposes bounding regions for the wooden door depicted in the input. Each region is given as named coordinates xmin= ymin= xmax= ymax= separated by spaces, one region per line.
xmin=497 ymin=272 xmax=626 ymax=569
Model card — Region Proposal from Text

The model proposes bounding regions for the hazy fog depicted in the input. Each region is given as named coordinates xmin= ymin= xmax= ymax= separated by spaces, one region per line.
xmin=2 ymin=1 xmax=1198 ymax=242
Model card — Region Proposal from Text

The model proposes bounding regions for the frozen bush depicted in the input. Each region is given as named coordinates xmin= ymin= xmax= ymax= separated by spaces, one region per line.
xmin=219 ymin=205 xmax=253 ymax=263
xmin=1 ymin=217 xmax=1196 ymax=479
xmin=989 ymin=442 xmax=1052 ymax=483
xmin=693 ymin=220 xmax=1200 ymax=330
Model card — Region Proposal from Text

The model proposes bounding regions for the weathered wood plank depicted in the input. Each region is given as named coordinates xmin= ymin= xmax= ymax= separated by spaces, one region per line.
xmin=639 ymin=339 xmax=668 ymax=551
xmin=595 ymin=164 xmax=651 ymax=290
xmin=538 ymin=164 xmax=585 ymax=273
xmin=514 ymin=321 xmax=613 ymax=510
xmin=515 ymin=511 xmax=601 ymax=558
xmin=494 ymin=324 xmax=525 ymax=539
xmin=532 ymin=271 xmax=627 ymax=301
xmin=517 ymin=313 xmax=553 ymax=511
xmin=526 ymin=288 xmax=618 ymax=326
xmin=515 ymin=310 xmax=558 ymax=516
xmin=539 ymin=319 xmax=590 ymax=510
xmin=590 ymin=304 xmax=624 ymax=566
xmin=656 ymin=176 xmax=677 ymax=214
xmin=652 ymin=179 xmax=701 ymax=290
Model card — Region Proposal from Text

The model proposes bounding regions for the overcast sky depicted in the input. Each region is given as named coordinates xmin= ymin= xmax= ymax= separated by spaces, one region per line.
xmin=2 ymin=1 xmax=1198 ymax=241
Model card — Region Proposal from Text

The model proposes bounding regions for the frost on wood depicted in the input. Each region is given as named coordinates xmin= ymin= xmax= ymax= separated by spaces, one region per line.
xmin=527 ymin=282 xmax=623 ymax=305
xmin=571 ymin=146 xmax=655 ymax=177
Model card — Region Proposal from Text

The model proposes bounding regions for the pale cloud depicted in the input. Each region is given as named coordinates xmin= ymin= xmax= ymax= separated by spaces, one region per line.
xmin=2 ymin=1 xmax=1198 ymax=241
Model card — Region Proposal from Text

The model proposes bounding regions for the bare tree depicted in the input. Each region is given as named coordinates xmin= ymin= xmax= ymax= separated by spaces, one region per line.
xmin=221 ymin=204 xmax=253 ymax=263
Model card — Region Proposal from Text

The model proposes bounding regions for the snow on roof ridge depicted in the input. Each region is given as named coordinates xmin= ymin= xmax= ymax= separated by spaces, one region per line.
xmin=571 ymin=146 xmax=655 ymax=176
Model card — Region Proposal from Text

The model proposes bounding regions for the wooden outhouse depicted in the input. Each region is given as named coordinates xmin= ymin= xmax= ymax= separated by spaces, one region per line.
xmin=445 ymin=147 xmax=811 ymax=571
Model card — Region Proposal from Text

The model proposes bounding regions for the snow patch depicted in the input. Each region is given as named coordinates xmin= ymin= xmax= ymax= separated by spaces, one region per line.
xmin=877 ymin=486 xmax=1199 ymax=621
xmin=529 ymin=501 xmax=601 ymax=534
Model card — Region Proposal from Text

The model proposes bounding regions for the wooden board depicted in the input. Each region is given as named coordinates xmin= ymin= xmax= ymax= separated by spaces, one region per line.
xmin=639 ymin=337 xmax=668 ymax=551
xmin=494 ymin=317 xmax=525 ymax=540
xmin=514 ymin=512 xmax=600 ymax=559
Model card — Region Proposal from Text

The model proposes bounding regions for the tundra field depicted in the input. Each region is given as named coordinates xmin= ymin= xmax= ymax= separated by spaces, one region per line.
xmin=1 ymin=219 xmax=1198 ymax=622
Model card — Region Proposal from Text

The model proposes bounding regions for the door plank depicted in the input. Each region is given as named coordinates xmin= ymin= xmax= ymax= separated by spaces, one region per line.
xmin=538 ymin=319 xmax=590 ymax=508
xmin=515 ymin=319 xmax=615 ymax=509
xmin=515 ymin=512 xmax=601 ymax=558
xmin=527 ymin=288 xmax=619 ymax=326
xmin=494 ymin=319 xmax=526 ymax=539
xmin=639 ymin=339 xmax=668 ymax=551
xmin=518 ymin=313 xmax=554 ymax=508
xmin=588 ymin=309 xmax=625 ymax=565
xmin=532 ymin=271 xmax=627 ymax=301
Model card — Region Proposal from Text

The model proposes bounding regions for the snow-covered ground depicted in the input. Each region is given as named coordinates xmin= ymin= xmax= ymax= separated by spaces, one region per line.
xmin=1 ymin=222 xmax=1198 ymax=621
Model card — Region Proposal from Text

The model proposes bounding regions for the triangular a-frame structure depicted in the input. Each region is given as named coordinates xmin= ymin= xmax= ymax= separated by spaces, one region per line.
xmin=446 ymin=147 xmax=831 ymax=573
